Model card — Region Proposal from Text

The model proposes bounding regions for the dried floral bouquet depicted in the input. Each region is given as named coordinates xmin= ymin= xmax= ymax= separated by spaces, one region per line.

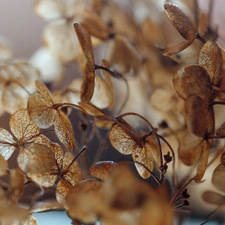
xmin=0 ymin=0 xmax=225 ymax=224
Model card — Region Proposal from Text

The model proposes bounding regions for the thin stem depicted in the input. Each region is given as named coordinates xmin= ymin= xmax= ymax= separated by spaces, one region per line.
xmin=199 ymin=205 xmax=223 ymax=225
xmin=61 ymin=146 xmax=87 ymax=177
xmin=210 ymin=101 xmax=225 ymax=106
xmin=170 ymin=177 xmax=195 ymax=206
xmin=157 ymin=134 xmax=177 ymax=186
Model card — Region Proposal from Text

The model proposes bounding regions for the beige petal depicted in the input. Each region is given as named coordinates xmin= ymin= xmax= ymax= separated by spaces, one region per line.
xmin=9 ymin=108 xmax=40 ymax=142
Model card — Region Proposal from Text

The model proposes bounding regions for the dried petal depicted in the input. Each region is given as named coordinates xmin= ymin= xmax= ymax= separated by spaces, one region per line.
xmin=212 ymin=152 xmax=225 ymax=193
xmin=0 ymin=61 xmax=40 ymax=114
xmin=61 ymin=152 xmax=82 ymax=186
xmin=0 ymin=128 xmax=15 ymax=160
xmin=132 ymin=143 xmax=154 ymax=179
xmin=10 ymin=168 xmax=25 ymax=201
xmin=56 ymin=179 xmax=72 ymax=204
xmin=74 ymin=23 xmax=95 ymax=72
xmin=216 ymin=122 xmax=225 ymax=136
xmin=0 ymin=154 xmax=8 ymax=176
xmin=54 ymin=110 xmax=75 ymax=151
xmin=173 ymin=64 xmax=212 ymax=101
xmin=184 ymin=95 xmax=211 ymax=137
xmin=18 ymin=143 xmax=55 ymax=174
xmin=164 ymin=3 xmax=197 ymax=40
xmin=80 ymin=70 xmax=95 ymax=102
xmin=202 ymin=191 xmax=225 ymax=205
xmin=109 ymin=123 xmax=139 ymax=155
xmin=91 ymin=75 xmax=114 ymax=109
xmin=162 ymin=39 xmax=195 ymax=56
xmin=195 ymin=140 xmax=210 ymax=182
xmin=90 ymin=161 xmax=117 ymax=180
xmin=43 ymin=20 xmax=82 ymax=63
xmin=28 ymin=80 xmax=55 ymax=128
xmin=199 ymin=40 xmax=223 ymax=85
xmin=66 ymin=179 xmax=103 ymax=224
xmin=76 ymin=9 xmax=110 ymax=41
xmin=106 ymin=36 xmax=140 ymax=74
xmin=0 ymin=203 xmax=30 ymax=224
xmin=178 ymin=131 xmax=203 ymax=166
xmin=9 ymin=108 xmax=40 ymax=141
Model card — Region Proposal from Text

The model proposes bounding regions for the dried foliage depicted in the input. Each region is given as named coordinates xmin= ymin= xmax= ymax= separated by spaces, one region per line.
xmin=1 ymin=0 xmax=225 ymax=224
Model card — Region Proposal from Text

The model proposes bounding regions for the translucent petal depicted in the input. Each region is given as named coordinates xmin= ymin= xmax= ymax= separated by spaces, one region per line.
xmin=43 ymin=19 xmax=82 ymax=63
xmin=56 ymin=179 xmax=72 ymax=204
xmin=199 ymin=40 xmax=223 ymax=85
xmin=54 ymin=111 xmax=76 ymax=151
xmin=109 ymin=123 xmax=138 ymax=155
xmin=91 ymin=75 xmax=114 ymax=109
xmin=9 ymin=108 xmax=40 ymax=141
xmin=28 ymin=93 xmax=55 ymax=129
xmin=0 ymin=128 xmax=15 ymax=160
xmin=18 ymin=143 xmax=56 ymax=174
xmin=132 ymin=143 xmax=154 ymax=179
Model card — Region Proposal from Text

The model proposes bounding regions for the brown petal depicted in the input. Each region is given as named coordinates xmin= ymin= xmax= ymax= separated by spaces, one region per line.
xmin=10 ymin=168 xmax=25 ymax=202
xmin=66 ymin=179 xmax=103 ymax=224
xmin=54 ymin=110 xmax=76 ymax=151
xmin=109 ymin=123 xmax=141 ymax=155
xmin=18 ymin=143 xmax=56 ymax=174
xmin=184 ymin=95 xmax=211 ymax=137
xmin=56 ymin=179 xmax=72 ymax=204
xmin=216 ymin=122 xmax=225 ymax=137
xmin=28 ymin=93 xmax=56 ymax=129
xmin=173 ymin=64 xmax=212 ymax=101
xmin=0 ymin=128 xmax=15 ymax=160
xmin=80 ymin=70 xmax=95 ymax=103
xmin=76 ymin=9 xmax=110 ymax=41
xmin=9 ymin=108 xmax=40 ymax=142
xmin=199 ymin=40 xmax=223 ymax=85
xmin=164 ymin=2 xmax=197 ymax=41
xmin=132 ymin=143 xmax=154 ymax=179
xmin=0 ymin=154 xmax=8 ymax=176
xmin=202 ymin=191 xmax=225 ymax=205
xmin=74 ymin=23 xmax=95 ymax=72
xmin=90 ymin=161 xmax=117 ymax=180
xmin=61 ymin=152 xmax=83 ymax=186
xmin=162 ymin=39 xmax=195 ymax=56
xmin=178 ymin=131 xmax=203 ymax=166
xmin=195 ymin=140 xmax=210 ymax=182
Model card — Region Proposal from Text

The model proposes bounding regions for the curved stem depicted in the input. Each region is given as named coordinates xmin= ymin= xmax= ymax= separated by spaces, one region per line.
xmin=116 ymin=112 xmax=164 ymax=180
xmin=157 ymin=134 xmax=176 ymax=186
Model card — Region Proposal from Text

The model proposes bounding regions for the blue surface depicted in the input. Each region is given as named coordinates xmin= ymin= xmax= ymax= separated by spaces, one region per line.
xmin=33 ymin=212 xmax=219 ymax=225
